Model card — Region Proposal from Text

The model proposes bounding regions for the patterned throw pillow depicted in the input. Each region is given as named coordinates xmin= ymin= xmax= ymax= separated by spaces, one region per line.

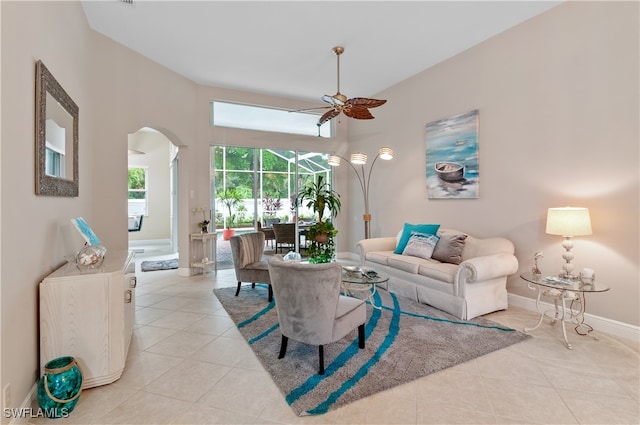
xmin=393 ymin=223 xmax=441 ymax=254
xmin=402 ymin=231 xmax=440 ymax=260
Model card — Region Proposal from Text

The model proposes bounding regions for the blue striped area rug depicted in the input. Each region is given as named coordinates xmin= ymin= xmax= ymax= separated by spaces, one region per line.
xmin=213 ymin=284 xmax=529 ymax=416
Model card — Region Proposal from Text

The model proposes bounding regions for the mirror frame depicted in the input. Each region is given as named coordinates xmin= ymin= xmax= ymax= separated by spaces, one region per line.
xmin=35 ymin=60 xmax=79 ymax=197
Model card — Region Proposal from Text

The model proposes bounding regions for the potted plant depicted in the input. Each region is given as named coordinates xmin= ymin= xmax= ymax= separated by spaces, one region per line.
xmin=192 ymin=207 xmax=210 ymax=233
xmin=297 ymin=175 xmax=341 ymax=263
xmin=262 ymin=193 xmax=282 ymax=218
xmin=218 ymin=188 xmax=242 ymax=240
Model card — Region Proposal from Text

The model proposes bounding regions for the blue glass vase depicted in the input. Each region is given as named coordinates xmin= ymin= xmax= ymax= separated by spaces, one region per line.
xmin=38 ymin=356 xmax=83 ymax=418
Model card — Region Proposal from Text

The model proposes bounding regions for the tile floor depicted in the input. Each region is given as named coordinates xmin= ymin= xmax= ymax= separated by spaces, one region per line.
xmin=30 ymin=251 xmax=639 ymax=425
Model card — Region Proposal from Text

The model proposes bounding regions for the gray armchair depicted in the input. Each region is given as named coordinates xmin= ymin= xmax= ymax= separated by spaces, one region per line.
xmin=230 ymin=232 xmax=272 ymax=302
xmin=267 ymin=255 xmax=366 ymax=374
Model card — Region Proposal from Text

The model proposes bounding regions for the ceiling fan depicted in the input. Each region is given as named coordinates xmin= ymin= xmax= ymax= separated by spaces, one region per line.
xmin=298 ymin=46 xmax=387 ymax=128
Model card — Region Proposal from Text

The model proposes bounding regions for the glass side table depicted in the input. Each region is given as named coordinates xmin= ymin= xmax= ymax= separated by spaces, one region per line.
xmin=520 ymin=272 xmax=610 ymax=349
xmin=341 ymin=267 xmax=389 ymax=310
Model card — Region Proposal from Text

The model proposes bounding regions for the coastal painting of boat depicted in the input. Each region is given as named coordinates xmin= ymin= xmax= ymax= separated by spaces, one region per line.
xmin=434 ymin=162 xmax=465 ymax=182
xmin=425 ymin=110 xmax=479 ymax=199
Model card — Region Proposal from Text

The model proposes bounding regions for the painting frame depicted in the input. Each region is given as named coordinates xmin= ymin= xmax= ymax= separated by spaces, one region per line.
xmin=425 ymin=109 xmax=479 ymax=199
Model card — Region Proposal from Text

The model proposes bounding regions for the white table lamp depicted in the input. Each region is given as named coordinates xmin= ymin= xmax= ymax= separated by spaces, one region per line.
xmin=545 ymin=207 xmax=592 ymax=279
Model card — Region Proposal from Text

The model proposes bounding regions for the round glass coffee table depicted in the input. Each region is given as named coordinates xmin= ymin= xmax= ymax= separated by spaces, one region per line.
xmin=341 ymin=266 xmax=389 ymax=309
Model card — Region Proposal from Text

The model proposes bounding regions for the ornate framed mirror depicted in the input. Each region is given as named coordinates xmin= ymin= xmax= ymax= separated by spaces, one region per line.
xmin=35 ymin=60 xmax=79 ymax=196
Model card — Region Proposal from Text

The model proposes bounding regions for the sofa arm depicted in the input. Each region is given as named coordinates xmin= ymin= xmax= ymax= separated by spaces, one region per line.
xmin=456 ymin=253 xmax=519 ymax=284
xmin=357 ymin=237 xmax=397 ymax=261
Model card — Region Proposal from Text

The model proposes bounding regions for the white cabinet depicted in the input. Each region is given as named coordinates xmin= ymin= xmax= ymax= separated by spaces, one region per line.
xmin=190 ymin=233 xmax=217 ymax=274
xmin=39 ymin=250 xmax=136 ymax=389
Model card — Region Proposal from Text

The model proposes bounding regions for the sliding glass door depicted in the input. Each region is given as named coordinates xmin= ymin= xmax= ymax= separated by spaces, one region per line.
xmin=211 ymin=146 xmax=333 ymax=267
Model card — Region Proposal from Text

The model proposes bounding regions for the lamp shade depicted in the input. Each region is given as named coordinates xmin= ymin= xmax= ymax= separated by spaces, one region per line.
xmin=545 ymin=207 xmax=592 ymax=237
xmin=378 ymin=147 xmax=393 ymax=160
xmin=350 ymin=152 xmax=367 ymax=165
xmin=327 ymin=155 xmax=341 ymax=166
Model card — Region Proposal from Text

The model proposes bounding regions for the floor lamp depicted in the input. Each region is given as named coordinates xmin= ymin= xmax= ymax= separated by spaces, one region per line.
xmin=328 ymin=147 xmax=393 ymax=239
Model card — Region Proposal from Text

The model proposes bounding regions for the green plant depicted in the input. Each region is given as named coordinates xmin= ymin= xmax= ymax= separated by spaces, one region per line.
xmin=218 ymin=188 xmax=242 ymax=229
xmin=297 ymin=175 xmax=341 ymax=263
xmin=307 ymin=221 xmax=337 ymax=263
xmin=297 ymin=175 xmax=341 ymax=224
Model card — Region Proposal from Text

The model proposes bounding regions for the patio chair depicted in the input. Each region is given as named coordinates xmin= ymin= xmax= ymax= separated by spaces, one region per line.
xmin=257 ymin=221 xmax=275 ymax=249
xmin=229 ymin=232 xmax=273 ymax=302
xmin=272 ymin=223 xmax=296 ymax=253
xmin=265 ymin=218 xmax=281 ymax=227
xmin=267 ymin=255 xmax=366 ymax=374
xmin=128 ymin=215 xmax=144 ymax=232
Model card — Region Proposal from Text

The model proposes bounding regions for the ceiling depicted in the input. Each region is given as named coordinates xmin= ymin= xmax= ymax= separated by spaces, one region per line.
xmin=81 ymin=1 xmax=561 ymax=104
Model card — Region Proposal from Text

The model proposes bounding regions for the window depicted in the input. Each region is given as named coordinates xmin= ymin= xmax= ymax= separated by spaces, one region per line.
xmin=211 ymin=101 xmax=332 ymax=138
xmin=128 ymin=166 xmax=148 ymax=215
xmin=212 ymin=146 xmax=333 ymax=228
xmin=45 ymin=146 xmax=64 ymax=177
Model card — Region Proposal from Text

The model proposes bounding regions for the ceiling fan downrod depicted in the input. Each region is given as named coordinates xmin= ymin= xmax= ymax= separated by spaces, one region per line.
xmin=332 ymin=46 xmax=347 ymax=103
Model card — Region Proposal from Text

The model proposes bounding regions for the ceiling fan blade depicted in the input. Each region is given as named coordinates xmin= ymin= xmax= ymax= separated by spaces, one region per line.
xmin=346 ymin=97 xmax=387 ymax=109
xmin=343 ymin=106 xmax=375 ymax=120
xmin=288 ymin=106 xmax=331 ymax=113
xmin=318 ymin=109 xmax=340 ymax=126
xmin=322 ymin=94 xmax=346 ymax=106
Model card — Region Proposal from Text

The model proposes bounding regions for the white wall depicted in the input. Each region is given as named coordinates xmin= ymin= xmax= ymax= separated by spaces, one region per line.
xmin=1 ymin=2 xmax=93 ymax=418
xmin=346 ymin=1 xmax=639 ymax=326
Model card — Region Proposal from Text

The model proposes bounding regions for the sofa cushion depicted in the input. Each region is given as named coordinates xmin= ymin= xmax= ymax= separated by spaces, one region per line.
xmin=366 ymin=251 xmax=393 ymax=266
xmin=432 ymin=232 xmax=467 ymax=265
xmin=393 ymin=223 xmax=441 ymax=254
xmin=402 ymin=232 xmax=440 ymax=260
xmin=387 ymin=254 xmax=424 ymax=274
xmin=417 ymin=262 xmax=458 ymax=283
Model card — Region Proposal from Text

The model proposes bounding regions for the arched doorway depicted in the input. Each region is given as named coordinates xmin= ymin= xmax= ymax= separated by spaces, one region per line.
xmin=127 ymin=127 xmax=179 ymax=258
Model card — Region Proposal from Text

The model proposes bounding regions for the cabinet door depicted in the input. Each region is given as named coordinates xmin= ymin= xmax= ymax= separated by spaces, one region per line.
xmin=40 ymin=275 xmax=112 ymax=381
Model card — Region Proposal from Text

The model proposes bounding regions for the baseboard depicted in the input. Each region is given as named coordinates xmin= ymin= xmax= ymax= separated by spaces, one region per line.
xmin=177 ymin=267 xmax=192 ymax=277
xmin=508 ymin=293 xmax=639 ymax=343
xmin=128 ymin=239 xmax=171 ymax=247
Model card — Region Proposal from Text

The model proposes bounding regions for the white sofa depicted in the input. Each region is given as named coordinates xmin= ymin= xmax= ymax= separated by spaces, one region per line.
xmin=356 ymin=228 xmax=518 ymax=320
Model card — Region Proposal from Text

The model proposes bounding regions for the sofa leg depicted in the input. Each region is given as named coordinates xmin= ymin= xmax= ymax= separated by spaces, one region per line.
xmin=318 ymin=345 xmax=325 ymax=375
xmin=251 ymin=282 xmax=256 ymax=288
xmin=358 ymin=324 xmax=365 ymax=349
xmin=235 ymin=282 xmax=241 ymax=296
xmin=278 ymin=335 xmax=288 ymax=359
xmin=268 ymin=284 xmax=273 ymax=302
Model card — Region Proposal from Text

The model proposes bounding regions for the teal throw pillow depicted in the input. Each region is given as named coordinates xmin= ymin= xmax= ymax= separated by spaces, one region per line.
xmin=394 ymin=223 xmax=441 ymax=254
xmin=402 ymin=231 xmax=440 ymax=260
